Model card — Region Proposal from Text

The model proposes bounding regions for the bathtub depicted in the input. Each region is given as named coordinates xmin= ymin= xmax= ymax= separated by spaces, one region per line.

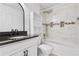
xmin=44 ymin=39 xmax=79 ymax=56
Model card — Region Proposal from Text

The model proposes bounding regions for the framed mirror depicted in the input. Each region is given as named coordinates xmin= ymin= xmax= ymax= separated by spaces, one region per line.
xmin=0 ymin=3 xmax=23 ymax=32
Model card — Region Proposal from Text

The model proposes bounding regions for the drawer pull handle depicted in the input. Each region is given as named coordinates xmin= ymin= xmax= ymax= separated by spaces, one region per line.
xmin=24 ymin=50 xmax=28 ymax=56
xmin=25 ymin=50 xmax=28 ymax=56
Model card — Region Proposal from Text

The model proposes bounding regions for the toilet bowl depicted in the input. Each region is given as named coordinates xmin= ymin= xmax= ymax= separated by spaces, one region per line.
xmin=38 ymin=44 xmax=53 ymax=56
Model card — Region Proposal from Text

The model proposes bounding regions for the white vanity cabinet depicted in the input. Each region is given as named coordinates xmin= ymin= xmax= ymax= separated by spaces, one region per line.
xmin=10 ymin=45 xmax=38 ymax=56
xmin=10 ymin=49 xmax=25 ymax=56
xmin=0 ymin=36 xmax=41 ymax=56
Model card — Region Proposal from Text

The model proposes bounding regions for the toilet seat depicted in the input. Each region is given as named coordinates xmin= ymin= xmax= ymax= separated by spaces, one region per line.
xmin=38 ymin=44 xmax=53 ymax=56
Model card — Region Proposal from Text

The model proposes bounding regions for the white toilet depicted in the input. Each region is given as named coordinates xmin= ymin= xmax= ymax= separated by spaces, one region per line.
xmin=38 ymin=44 xmax=53 ymax=56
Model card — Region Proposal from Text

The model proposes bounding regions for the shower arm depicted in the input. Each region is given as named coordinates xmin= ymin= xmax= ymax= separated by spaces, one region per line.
xmin=18 ymin=3 xmax=25 ymax=31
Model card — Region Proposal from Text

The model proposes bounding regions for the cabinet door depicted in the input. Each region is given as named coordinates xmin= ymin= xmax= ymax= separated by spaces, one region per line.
xmin=10 ymin=48 xmax=28 ymax=56
xmin=10 ymin=50 xmax=24 ymax=56
xmin=28 ymin=45 xmax=37 ymax=56
xmin=11 ymin=45 xmax=37 ymax=56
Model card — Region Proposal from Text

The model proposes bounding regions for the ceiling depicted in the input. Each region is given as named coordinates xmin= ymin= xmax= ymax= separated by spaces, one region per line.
xmin=1 ymin=3 xmax=63 ymax=11
xmin=1 ymin=3 xmax=22 ymax=11
xmin=40 ymin=3 xmax=59 ymax=10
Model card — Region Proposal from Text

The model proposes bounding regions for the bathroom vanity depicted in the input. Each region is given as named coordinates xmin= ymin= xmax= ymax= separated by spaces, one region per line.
xmin=0 ymin=32 xmax=41 ymax=56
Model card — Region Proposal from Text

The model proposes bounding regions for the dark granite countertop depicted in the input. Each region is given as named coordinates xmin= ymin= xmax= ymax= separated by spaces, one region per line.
xmin=0 ymin=35 xmax=39 ymax=46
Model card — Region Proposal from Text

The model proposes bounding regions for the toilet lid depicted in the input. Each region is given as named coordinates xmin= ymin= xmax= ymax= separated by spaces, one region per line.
xmin=39 ymin=44 xmax=53 ymax=50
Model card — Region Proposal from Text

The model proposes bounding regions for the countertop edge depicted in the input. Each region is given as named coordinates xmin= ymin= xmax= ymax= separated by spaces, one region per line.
xmin=0 ymin=35 xmax=39 ymax=46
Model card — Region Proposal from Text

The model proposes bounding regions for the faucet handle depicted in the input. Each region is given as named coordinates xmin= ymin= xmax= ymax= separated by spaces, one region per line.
xmin=11 ymin=29 xmax=14 ymax=32
xmin=15 ymin=29 xmax=18 ymax=32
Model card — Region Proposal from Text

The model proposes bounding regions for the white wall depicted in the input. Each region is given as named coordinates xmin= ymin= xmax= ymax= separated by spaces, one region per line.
xmin=25 ymin=3 xmax=40 ymax=15
xmin=33 ymin=12 xmax=42 ymax=35
xmin=42 ymin=4 xmax=79 ymax=47
xmin=0 ymin=3 xmax=23 ymax=32
xmin=24 ymin=3 xmax=42 ymax=35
